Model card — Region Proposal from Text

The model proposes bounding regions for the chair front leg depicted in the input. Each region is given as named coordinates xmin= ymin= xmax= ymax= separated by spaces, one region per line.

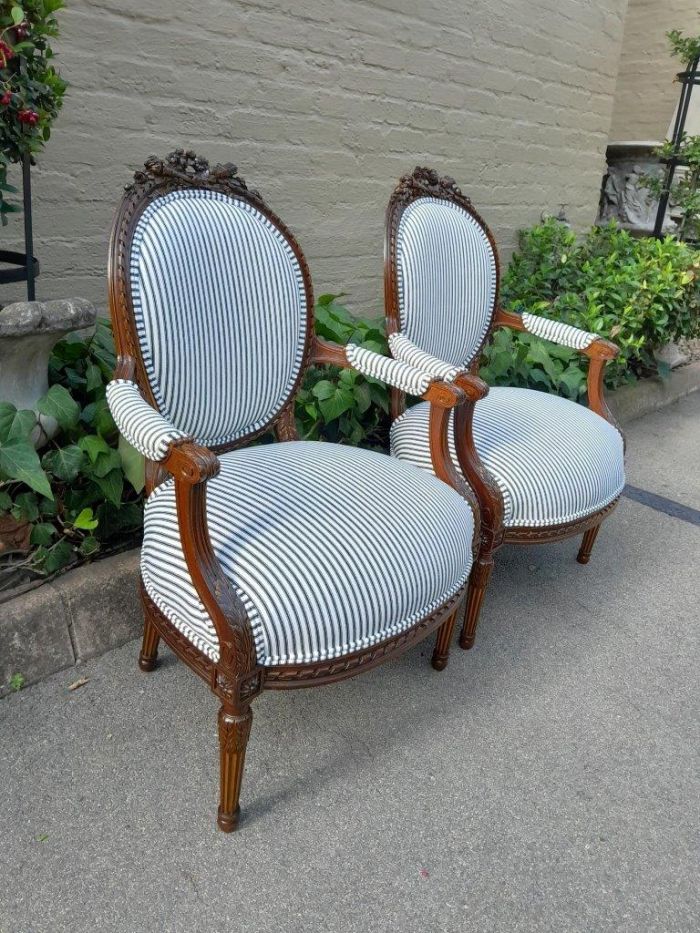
xmin=217 ymin=702 xmax=253 ymax=832
xmin=577 ymin=523 xmax=602 ymax=565
xmin=460 ymin=553 xmax=494 ymax=650
xmin=138 ymin=597 xmax=161 ymax=672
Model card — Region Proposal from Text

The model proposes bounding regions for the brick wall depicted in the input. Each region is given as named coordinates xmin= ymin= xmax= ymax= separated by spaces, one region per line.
xmin=609 ymin=0 xmax=699 ymax=142
xmin=3 ymin=0 xmax=628 ymax=314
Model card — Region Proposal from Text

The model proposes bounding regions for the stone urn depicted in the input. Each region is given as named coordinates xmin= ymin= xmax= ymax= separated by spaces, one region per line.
xmin=598 ymin=141 xmax=675 ymax=236
xmin=0 ymin=298 xmax=96 ymax=447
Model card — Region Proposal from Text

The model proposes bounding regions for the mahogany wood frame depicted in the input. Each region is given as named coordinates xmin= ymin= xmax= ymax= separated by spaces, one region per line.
xmin=384 ymin=167 xmax=624 ymax=651
xmin=108 ymin=150 xmax=478 ymax=832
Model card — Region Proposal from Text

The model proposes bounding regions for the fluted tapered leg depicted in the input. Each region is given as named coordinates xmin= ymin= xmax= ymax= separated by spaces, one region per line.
xmin=431 ymin=607 xmax=459 ymax=671
xmin=138 ymin=616 xmax=160 ymax=672
xmin=577 ymin=523 xmax=602 ymax=564
xmin=459 ymin=555 xmax=494 ymax=650
xmin=217 ymin=705 xmax=253 ymax=832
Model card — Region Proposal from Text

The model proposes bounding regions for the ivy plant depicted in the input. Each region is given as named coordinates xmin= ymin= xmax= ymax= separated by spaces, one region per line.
xmin=0 ymin=319 xmax=144 ymax=578
xmin=295 ymin=294 xmax=390 ymax=448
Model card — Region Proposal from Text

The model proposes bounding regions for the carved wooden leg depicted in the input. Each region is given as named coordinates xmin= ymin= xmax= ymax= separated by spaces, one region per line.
xmin=217 ymin=704 xmax=253 ymax=832
xmin=138 ymin=616 xmax=160 ymax=672
xmin=459 ymin=555 xmax=494 ymax=650
xmin=431 ymin=607 xmax=459 ymax=671
xmin=577 ymin=523 xmax=602 ymax=564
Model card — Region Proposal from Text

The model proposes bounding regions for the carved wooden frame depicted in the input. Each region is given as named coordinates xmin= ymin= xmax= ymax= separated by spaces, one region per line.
xmin=109 ymin=150 xmax=475 ymax=832
xmin=384 ymin=166 xmax=624 ymax=649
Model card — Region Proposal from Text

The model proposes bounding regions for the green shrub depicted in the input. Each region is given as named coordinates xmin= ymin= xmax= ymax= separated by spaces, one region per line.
xmin=486 ymin=219 xmax=700 ymax=398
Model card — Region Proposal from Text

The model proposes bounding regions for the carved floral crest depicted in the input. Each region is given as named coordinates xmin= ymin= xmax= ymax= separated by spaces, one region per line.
xmin=126 ymin=147 xmax=263 ymax=204
xmin=394 ymin=166 xmax=470 ymax=205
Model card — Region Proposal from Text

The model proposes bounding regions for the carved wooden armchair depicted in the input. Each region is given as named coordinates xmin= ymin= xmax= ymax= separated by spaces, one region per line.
xmin=385 ymin=168 xmax=626 ymax=651
xmin=106 ymin=151 xmax=481 ymax=832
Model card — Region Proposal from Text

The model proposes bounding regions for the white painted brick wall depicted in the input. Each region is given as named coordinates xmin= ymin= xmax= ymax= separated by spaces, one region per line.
xmin=2 ymin=0 xmax=628 ymax=314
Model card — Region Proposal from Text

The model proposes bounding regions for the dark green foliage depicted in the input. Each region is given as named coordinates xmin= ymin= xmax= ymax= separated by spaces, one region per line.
xmin=295 ymin=295 xmax=390 ymax=448
xmin=0 ymin=319 xmax=143 ymax=577
xmin=486 ymin=219 xmax=700 ymax=398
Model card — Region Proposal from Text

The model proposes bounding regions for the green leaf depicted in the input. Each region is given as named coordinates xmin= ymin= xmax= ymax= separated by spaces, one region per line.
xmin=72 ymin=507 xmax=99 ymax=530
xmin=42 ymin=445 xmax=84 ymax=482
xmin=78 ymin=434 xmax=110 ymax=463
xmin=0 ymin=439 xmax=53 ymax=498
xmin=0 ymin=489 xmax=12 ymax=511
xmin=11 ymin=491 xmax=39 ymax=522
xmin=0 ymin=406 xmax=37 ymax=443
xmin=79 ymin=535 xmax=100 ymax=557
xmin=118 ymin=435 xmax=145 ymax=493
xmin=34 ymin=539 xmax=74 ymax=575
xmin=311 ymin=380 xmax=335 ymax=400
xmin=30 ymin=522 xmax=56 ymax=547
xmin=85 ymin=362 xmax=103 ymax=394
xmin=36 ymin=384 xmax=80 ymax=431
xmin=319 ymin=387 xmax=355 ymax=422
xmin=11 ymin=6 xmax=25 ymax=26
xmin=92 ymin=469 xmax=123 ymax=507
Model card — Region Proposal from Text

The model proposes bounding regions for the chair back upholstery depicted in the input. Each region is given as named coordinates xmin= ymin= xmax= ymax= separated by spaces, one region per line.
xmin=386 ymin=168 xmax=499 ymax=370
xmin=110 ymin=151 xmax=311 ymax=450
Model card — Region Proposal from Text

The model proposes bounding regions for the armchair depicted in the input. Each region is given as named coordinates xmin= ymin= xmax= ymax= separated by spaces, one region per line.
xmin=385 ymin=167 xmax=625 ymax=651
xmin=107 ymin=151 xmax=479 ymax=832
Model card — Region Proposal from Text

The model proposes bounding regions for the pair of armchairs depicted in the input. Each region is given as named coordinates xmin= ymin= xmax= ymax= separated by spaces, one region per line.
xmin=107 ymin=151 xmax=625 ymax=832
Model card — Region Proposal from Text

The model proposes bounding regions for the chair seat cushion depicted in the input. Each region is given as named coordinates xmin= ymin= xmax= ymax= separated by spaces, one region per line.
xmin=390 ymin=387 xmax=625 ymax=528
xmin=142 ymin=441 xmax=474 ymax=666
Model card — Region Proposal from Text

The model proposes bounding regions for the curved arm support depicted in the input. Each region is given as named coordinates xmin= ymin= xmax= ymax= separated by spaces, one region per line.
xmin=428 ymin=404 xmax=481 ymax=551
xmin=113 ymin=358 xmax=257 ymax=699
xmin=494 ymin=308 xmax=622 ymax=431
xmin=453 ymin=403 xmax=505 ymax=552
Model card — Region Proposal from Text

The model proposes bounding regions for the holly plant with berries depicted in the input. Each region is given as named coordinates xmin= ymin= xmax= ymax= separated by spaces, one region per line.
xmin=0 ymin=1 xmax=66 ymax=224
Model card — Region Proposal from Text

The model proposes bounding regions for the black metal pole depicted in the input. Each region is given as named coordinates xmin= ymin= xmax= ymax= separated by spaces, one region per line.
xmin=653 ymin=55 xmax=699 ymax=238
xmin=22 ymin=151 xmax=35 ymax=300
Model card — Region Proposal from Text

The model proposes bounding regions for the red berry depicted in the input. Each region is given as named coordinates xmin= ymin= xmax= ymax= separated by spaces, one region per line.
xmin=15 ymin=24 xmax=29 ymax=40
xmin=17 ymin=109 xmax=38 ymax=125
xmin=1 ymin=92 xmax=12 ymax=106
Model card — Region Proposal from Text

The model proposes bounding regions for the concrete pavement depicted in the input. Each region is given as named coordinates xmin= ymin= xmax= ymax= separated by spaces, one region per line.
xmin=1 ymin=394 xmax=699 ymax=933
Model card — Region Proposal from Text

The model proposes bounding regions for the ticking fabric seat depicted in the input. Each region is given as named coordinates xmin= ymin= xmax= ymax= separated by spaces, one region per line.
xmin=390 ymin=387 xmax=625 ymax=528
xmin=142 ymin=440 xmax=474 ymax=666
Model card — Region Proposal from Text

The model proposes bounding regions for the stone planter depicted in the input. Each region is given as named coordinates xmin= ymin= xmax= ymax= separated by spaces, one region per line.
xmin=0 ymin=297 xmax=96 ymax=447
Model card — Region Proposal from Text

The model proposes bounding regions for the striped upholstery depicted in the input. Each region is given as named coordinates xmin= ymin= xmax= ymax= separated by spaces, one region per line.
xmin=142 ymin=441 xmax=474 ymax=664
xmin=522 ymin=312 xmax=598 ymax=350
xmin=106 ymin=380 xmax=188 ymax=461
xmin=346 ymin=343 xmax=432 ymax=395
xmin=391 ymin=388 xmax=625 ymax=528
xmin=130 ymin=188 xmax=307 ymax=448
xmin=388 ymin=332 xmax=460 ymax=382
xmin=396 ymin=197 xmax=496 ymax=367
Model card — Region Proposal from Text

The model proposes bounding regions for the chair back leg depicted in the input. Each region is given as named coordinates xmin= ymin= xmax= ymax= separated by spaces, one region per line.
xmin=217 ymin=704 xmax=253 ymax=832
xmin=459 ymin=554 xmax=494 ymax=650
xmin=138 ymin=614 xmax=161 ymax=672
xmin=431 ymin=604 xmax=461 ymax=670
xmin=576 ymin=523 xmax=602 ymax=565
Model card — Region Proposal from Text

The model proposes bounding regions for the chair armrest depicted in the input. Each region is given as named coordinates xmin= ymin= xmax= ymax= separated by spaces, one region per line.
xmin=106 ymin=379 xmax=191 ymax=462
xmin=313 ymin=337 xmax=465 ymax=408
xmin=495 ymin=307 xmax=619 ymax=360
xmin=387 ymin=332 xmax=489 ymax=402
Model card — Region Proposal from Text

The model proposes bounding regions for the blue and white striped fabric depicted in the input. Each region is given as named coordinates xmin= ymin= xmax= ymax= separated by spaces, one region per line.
xmin=141 ymin=441 xmax=474 ymax=664
xmin=390 ymin=387 xmax=625 ymax=528
xmin=388 ymin=332 xmax=460 ymax=382
xmin=106 ymin=379 xmax=188 ymax=461
xmin=522 ymin=312 xmax=598 ymax=351
xmin=130 ymin=188 xmax=307 ymax=448
xmin=396 ymin=197 xmax=497 ymax=368
xmin=345 ymin=343 xmax=432 ymax=396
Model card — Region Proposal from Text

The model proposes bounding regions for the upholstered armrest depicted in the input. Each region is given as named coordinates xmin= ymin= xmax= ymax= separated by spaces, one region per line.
xmin=345 ymin=343 xmax=433 ymax=395
xmin=387 ymin=332 xmax=489 ymax=402
xmin=106 ymin=379 xmax=190 ymax=461
xmin=312 ymin=337 xmax=465 ymax=408
xmin=388 ymin=332 xmax=461 ymax=382
xmin=495 ymin=307 xmax=619 ymax=360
